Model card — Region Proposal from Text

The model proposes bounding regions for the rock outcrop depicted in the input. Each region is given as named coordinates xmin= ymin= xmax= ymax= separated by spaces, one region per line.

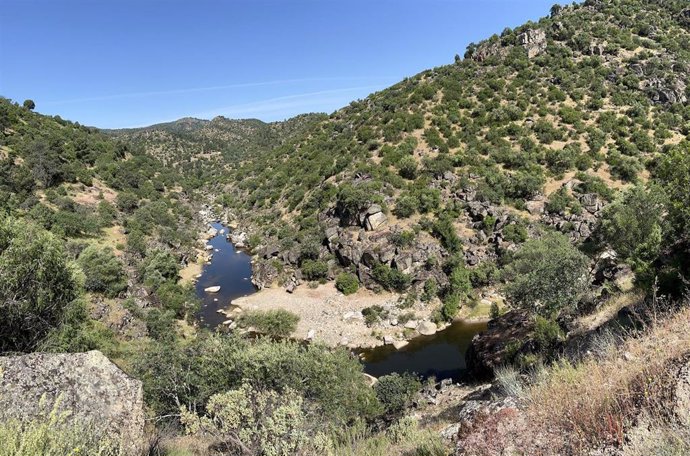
xmin=517 ymin=29 xmax=547 ymax=58
xmin=0 ymin=350 xmax=145 ymax=455
xmin=465 ymin=311 xmax=535 ymax=378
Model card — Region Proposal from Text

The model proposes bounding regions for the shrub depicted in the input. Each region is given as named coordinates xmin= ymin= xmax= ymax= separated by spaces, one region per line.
xmin=373 ymin=263 xmax=411 ymax=292
xmin=180 ymin=383 xmax=332 ymax=455
xmin=155 ymin=282 xmax=200 ymax=318
xmin=598 ymin=185 xmax=665 ymax=263
xmin=0 ymin=399 xmax=121 ymax=456
xmin=135 ymin=334 xmax=379 ymax=424
xmin=301 ymin=259 xmax=328 ymax=281
xmin=441 ymin=293 xmax=460 ymax=322
xmin=0 ymin=217 xmax=79 ymax=352
xmin=141 ymin=249 xmax=180 ymax=289
xmin=362 ymin=305 xmax=388 ymax=326
xmin=432 ymin=217 xmax=462 ymax=253
xmin=335 ymin=272 xmax=359 ymax=295
xmin=374 ymin=373 xmax=421 ymax=416
xmin=239 ymin=309 xmax=300 ymax=337
xmin=77 ymin=245 xmax=127 ymax=298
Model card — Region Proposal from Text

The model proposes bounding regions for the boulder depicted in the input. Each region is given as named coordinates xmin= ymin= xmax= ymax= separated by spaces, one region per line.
xmin=0 ymin=351 xmax=144 ymax=456
xmin=204 ymin=285 xmax=221 ymax=293
xmin=365 ymin=211 xmax=387 ymax=231
xmin=393 ymin=340 xmax=409 ymax=350
xmin=465 ymin=311 xmax=534 ymax=379
xmin=418 ymin=321 xmax=438 ymax=336
xmin=261 ymin=243 xmax=280 ymax=259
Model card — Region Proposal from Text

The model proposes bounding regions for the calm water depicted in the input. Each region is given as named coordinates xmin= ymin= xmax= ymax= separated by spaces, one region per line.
xmin=361 ymin=320 xmax=488 ymax=381
xmin=195 ymin=223 xmax=256 ymax=328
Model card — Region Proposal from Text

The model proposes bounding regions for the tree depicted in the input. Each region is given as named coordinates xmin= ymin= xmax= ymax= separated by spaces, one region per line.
xmin=598 ymin=185 xmax=665 ymax=263
xmin=504 ymin=233 xmax=590 ymax=317
xmin=0 ymin=217 xmax=79 ymax=352
xmin=77 ymin=245 xmax=127 ymax=297
xmin=655 ymin=143 xmax=690 ymax=239
xmin=22 ymin=99 xmax=35 ymax=110
xmin=141 ymin=249 xmax=179 ymax=289
xmin=374 ymin=373 xmax=421 ymax=417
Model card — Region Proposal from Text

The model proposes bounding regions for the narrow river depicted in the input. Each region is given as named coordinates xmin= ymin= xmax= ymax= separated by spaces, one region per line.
xmin=195 ymin=222 xmax=487 ymax=380
xmin=195 ymin=223 xmax=257 ymax=328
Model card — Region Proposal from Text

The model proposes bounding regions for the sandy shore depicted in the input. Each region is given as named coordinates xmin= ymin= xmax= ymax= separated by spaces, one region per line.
xmin=231 ymin=283 xmax=412 ymax=348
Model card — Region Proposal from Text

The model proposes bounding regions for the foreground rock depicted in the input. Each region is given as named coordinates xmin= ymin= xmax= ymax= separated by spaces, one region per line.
xmin=0 ymin=350 xmax=144 ymax=455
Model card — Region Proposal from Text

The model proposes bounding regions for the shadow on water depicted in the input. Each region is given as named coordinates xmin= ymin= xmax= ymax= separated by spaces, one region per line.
xmin=360 ymin=320 xmax=488 ymax=381
xmin=195 ymin=223 xmax=257 ymax=328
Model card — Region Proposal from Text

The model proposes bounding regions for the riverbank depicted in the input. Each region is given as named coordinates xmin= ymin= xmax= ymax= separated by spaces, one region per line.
xmin=232 ymin=282 xmax=400 ymax=348
xmin=231 ymin=282 xmax=493 ymax=349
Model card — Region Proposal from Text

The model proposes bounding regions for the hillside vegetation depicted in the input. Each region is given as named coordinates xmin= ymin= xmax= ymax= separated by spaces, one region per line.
xmin=3 ymin=0 xmax=690 ymax=454
xmin=132 ymin=0 xmax=690 ymax=323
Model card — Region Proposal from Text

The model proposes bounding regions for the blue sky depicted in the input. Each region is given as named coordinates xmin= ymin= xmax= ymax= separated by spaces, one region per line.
xmin=1 ymin=0 xmax=563 ymax=128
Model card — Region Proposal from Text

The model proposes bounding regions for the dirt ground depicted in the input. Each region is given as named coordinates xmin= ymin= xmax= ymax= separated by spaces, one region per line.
xmin=231 ymin=283 xmax=406 ymax=348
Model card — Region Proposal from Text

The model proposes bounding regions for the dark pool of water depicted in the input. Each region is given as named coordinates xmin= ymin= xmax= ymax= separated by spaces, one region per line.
xmin=195 ymin=223 xmax=256 ymax=328
xmin=361 ymin=320 xmax=488 ymax=381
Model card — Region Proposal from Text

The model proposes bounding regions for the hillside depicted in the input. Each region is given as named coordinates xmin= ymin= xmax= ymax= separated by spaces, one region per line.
xmin=123 ymin=0 xmax=690 ymax=322
xmin=111 ymin=113 xmax=326 ymax=188
xmin=0 ymin=96 xmax=208 ymax=355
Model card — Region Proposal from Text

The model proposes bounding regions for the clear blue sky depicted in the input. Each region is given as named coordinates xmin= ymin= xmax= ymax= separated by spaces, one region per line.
xmin=1 ymin=0 xmax=564 ymax=128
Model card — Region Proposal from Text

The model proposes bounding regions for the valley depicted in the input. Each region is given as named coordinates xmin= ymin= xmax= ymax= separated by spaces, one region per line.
xmin=2 ymin=0 xmax=690 ymax=455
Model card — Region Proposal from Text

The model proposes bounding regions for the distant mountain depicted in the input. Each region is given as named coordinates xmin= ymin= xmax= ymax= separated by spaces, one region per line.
xmin=110 ymin=113 xmax=326 ymax=184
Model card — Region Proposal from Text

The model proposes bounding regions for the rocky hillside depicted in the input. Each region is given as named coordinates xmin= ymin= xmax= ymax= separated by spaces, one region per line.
xmin=123 ymin=0 xmax=690 ymax=324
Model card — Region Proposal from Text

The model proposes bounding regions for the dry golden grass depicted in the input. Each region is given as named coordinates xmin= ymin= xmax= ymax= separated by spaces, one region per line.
xmin=524 ymin=303 xmax=690 ymax=453
xmin=459 ymin=301 xmax=690 ymax=455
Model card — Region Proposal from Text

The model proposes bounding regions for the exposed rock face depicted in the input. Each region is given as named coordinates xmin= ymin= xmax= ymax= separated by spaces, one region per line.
xmin=0 ymin=351 xmax=144 ymax=456
xmin=365 ymin=211 xmax=387 ymax=231
xmin=472 ymin=40 xmax=508 ymax=62
xmin=517 ymin=29 xmax=547 ymax=58
xmin=466 ymin=311 xmax=535 ymax=378
xmin=643 ymin=77 xmax=687 ymax=104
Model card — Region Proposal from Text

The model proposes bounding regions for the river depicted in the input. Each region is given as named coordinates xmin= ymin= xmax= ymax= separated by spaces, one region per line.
xmin=195 ymin=222 xmax=487 ymax=380
xmin=195 ymin=223 xmax=257 ymax=328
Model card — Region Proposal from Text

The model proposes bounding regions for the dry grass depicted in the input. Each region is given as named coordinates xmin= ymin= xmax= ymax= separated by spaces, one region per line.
xmin=458 ymin=301 xmax=690 ymax=455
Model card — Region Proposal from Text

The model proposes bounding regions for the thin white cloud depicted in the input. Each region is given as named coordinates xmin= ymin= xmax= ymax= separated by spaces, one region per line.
xmin=43 ymin=77 xmax=394 ymax=105
xmin=192 ymin=85 xmax=381 ymax=118
xmin=117 ymin=85 xmax=384 ymax=128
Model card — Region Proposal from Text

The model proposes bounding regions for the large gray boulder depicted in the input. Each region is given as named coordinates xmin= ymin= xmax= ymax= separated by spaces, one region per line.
xmin=0 ymin=350 xmax=145 ymax=456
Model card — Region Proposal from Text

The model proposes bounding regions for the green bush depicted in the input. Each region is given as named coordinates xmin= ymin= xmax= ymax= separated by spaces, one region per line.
xmin=0 ymin=401 xmax=120 ymax=456
xmin=301 ymin=259 xmax=328 ymax=281
xmin=362 ymin=305 xmax=388 ymax=326
xmin=504 ymin=233 xmax=590 ymax=318
xmin=372 ymin=263 xmax=411 ymax=292
xmin=335 ymin=272 xmax=359 ymax=295
xmin=441 ymin=293 xmax=460 ymax=322
xmin=374 ymin=373 xmax=421 ymax=417
xmin=141 ymin=249 xmax=179 ymax=289
xmin=0 ymin=217 xmax=79 ymax=352
xmin=77 ymin=245 xmax=127 ymax=298
xmin=135 ymin=334 xmax=380 ymax=424
xmin=240 ymin=309 xmax=300 ymax=337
